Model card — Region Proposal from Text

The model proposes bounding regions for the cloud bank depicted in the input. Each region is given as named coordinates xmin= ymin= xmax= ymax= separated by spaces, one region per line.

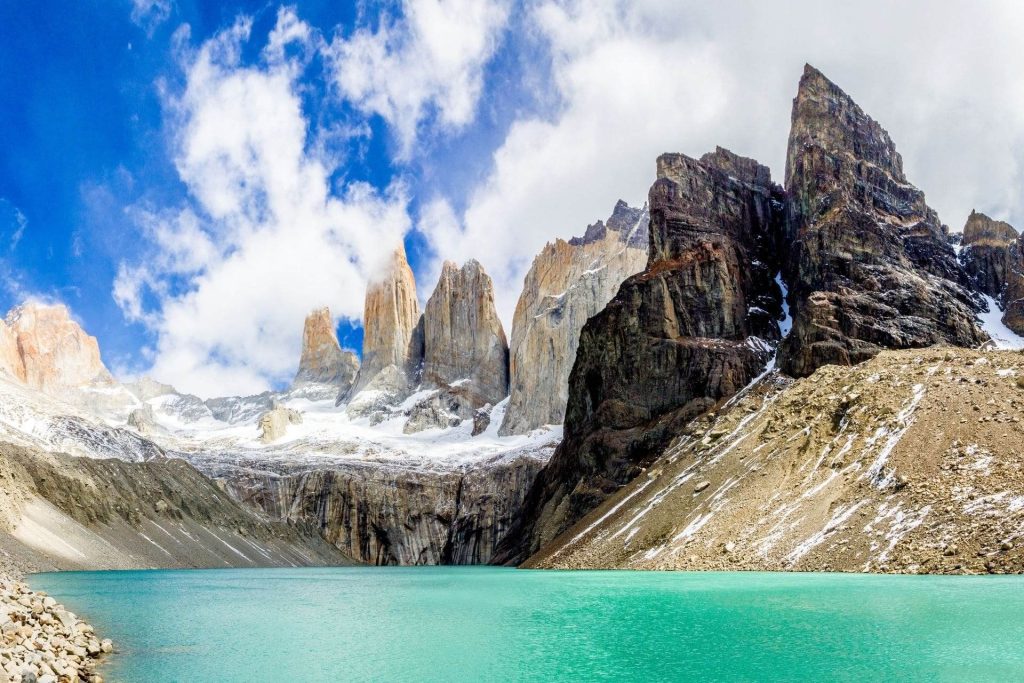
xmin=114 ymin=0 xmax=1024 ymax=396
xmin=419 ymin=0 xmax=1024 ymax=324
xmin=115 ymin=10 xmax=412 ymax=397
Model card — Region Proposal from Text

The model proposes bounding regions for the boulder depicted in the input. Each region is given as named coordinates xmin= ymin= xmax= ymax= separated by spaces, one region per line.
xmin=258 ymin=404 xmax=303 ymax=443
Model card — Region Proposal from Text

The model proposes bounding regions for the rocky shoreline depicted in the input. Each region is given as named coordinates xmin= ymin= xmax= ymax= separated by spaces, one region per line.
xmin=0 ymin=574 xmax=108 ymax=683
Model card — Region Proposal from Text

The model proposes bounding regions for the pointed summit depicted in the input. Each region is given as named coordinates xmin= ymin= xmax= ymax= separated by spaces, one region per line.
xmin=779 ymin=67 xmax=985 ymax=376
xmin=349 ymin=244 xmax=423 ymax=398
xmin=291 ymin=307 xmax=359 ymax=394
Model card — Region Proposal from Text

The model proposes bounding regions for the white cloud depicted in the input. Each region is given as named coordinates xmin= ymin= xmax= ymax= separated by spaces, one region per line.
xmin=326 ymin=0 xmax=511 ymax=157
xmin=420 ymin=0 xmax=1024 ymax=327
xmin=130 ymin=0 xmax=172 ymax=35
xmin=115 ymin=9 xmax=411 ymax=397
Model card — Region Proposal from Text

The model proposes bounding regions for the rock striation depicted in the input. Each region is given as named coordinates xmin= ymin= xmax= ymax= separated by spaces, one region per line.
xmin=959 ymin=211 xmax=1024 ymax=335
xmin=496 ymin=147 xmax=786 ymax=563
xmin=778 ymin=65 xmax=985 ymax=376
xmin=422 ymin=260 xmax=509 ymax=406
xmin=291 ymin=307 xmax=359 ymax=397
xmin=217 ymin=450 xmax=551 ymax=565
xmin=500 ymin=201 xmax=649 ymax=435
xmin=348 ymin=245 xmax=423 ymax=402
xmin=0 ymin=304 xmax=112 ymax=394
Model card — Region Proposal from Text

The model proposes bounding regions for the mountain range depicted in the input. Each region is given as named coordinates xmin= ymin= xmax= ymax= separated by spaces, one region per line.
xmin=0 ymin=65 xmax=1022 ymax=575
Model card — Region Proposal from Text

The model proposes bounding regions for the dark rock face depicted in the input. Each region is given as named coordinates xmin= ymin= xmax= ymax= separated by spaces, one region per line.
xmin=958 ymin=211 xmax=1024 ymax=334
xmin=960 ymin=211 xmax=1019 ymax=298
xmin=495 ymin=147 xmax=786 ymax=563
xmin=778 ymin=65 xmax=985 ymax=376
xmin=217 ymin=453 xmax=549 ymax=565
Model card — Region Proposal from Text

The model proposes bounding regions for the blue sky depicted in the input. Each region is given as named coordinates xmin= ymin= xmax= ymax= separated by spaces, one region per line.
xmin=2 ymin=1 xmax=1023 ymax=397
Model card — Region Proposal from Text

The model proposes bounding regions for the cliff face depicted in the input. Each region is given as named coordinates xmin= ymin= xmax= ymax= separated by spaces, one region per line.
xmin=500 ymin=201 xmax=649 ymax=436
xmin=0 ymin=441 xmax=347 ymax=575
xmin=530 ymin=348 xmax=1024 ymax=575
xmin=291 ymin=307 xmax=359 ymax=397
xmin=0 ymin=304 xmax=112 ymax=394
xmin=958 ymin=211 xmax=1024 ymax=335
xmin=212 ymin=450 xmax=551 ymax=565
xmin=495 ymin=147 xmax=786 ymax=563
xmin=421 ymin=260 xmax=509 ymax=407
xmin=960 ymin=211 xmax=1019 ymax=298
xmin=778 ymin=65 xmax=985 ymax=376
xmin=349 ymin=246 xmax=423 ymax=400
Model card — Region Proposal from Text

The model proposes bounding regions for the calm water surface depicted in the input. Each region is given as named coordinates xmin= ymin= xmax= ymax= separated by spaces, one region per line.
xmin=29 ymin=567 xmax=1024 ymax=682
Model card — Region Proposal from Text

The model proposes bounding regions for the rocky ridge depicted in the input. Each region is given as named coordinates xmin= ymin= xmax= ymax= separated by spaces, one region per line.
xmin=496 ymin=147 xmax=787 ymax=563
xmin=500 ymin=200 xmax=649 ymax=435
xmin=530 ymin=348 xmax=1024 ymax=574
xmin=0 ymin=304 xmax=113 ymax=395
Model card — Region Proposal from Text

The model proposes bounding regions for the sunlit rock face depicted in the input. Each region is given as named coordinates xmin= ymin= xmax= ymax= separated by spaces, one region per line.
xmin=500 ymin=201 xmax=648 ymax=436
xmin=496 ymin=146 xmax=787 ymax=564
xmin=422 ymin=259 xmax=509 ymax=407
xmin=778 ymin=65 xmax=985 ymax=377
xmin=291 ymin=307 xmax=359 ymax=399
xmin=346 ymin=245 xmax=424 ymax=411
xmin=0 ymin=303 xmax=112 ymax=394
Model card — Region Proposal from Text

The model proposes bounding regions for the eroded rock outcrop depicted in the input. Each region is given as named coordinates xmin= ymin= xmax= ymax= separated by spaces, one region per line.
xmin=496 ymin=147 xmax=786 ymax=563
xmin=500 ymin=201 xmax=649 ymax=435
xmin=959 ymin=211 xmax=1024 ymax=335
xmin=292 ymin=307 xmax=359 ymax=397
xmin=422 ymin=260 xmax=508 ymax=406
xmin=348 ymin=246 xmax=423 ymax=402
xmin=258 ymin=404 xmax=303 ymax=443
xmin=960 ymin=211 xmax=1019 ymax=298
xmin=0 ymin=303 xmax=112 ymax=394
xmin=778 ymin=65 xmax=985 ymax=376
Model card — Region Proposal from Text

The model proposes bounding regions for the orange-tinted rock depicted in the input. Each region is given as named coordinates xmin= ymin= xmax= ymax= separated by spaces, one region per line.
xmin=1 ymin=303 xmax=112 ymax=394
xmin=350 ymin=245 xmax=423 ymax=399
xmin=292 ymin=307 xmax=359 ymax=394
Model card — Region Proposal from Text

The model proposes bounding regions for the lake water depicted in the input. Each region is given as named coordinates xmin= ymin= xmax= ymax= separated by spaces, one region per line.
xmin=29 ymin=567 xmax=1024 ymax=681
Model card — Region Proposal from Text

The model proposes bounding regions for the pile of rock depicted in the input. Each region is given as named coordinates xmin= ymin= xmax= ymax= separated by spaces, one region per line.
xmin=0 ymin=575 xmax=108 ymax=682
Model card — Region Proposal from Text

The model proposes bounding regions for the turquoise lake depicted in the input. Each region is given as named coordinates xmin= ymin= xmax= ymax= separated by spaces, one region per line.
xmin=28 ymin=567 xmax=1024 ymax=682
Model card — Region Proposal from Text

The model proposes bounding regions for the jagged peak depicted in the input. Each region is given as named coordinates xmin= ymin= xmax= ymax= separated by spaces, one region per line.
xmin=788 ymin=64 xmax=903 ymax=180
xmin=570 ymin=200 xmax=649 ymax=248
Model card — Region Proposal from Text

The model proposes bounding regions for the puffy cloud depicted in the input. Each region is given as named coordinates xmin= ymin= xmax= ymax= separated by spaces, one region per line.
xmin=114 ymin=9 xmax=411 ymax=397
xmin=326 ymin=0 xmax=511 ymax=157
xmin=420 ymin=0 xmax=1024 ymax=325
